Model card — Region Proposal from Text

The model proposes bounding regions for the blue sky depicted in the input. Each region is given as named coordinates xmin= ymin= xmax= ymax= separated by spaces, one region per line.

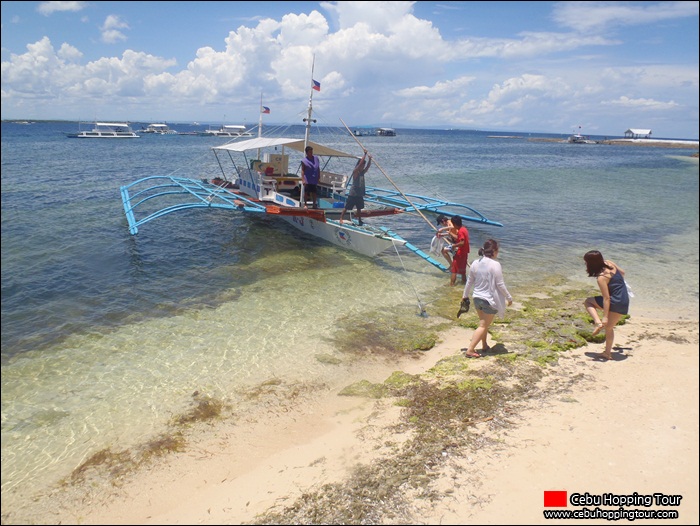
xmin=1 ymin=1 xmax=698 ymax=138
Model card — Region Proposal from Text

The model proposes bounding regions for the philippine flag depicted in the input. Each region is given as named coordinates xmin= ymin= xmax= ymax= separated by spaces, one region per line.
xmin=262 ymin=106 xmax=270 ymax=114
xmin=312 ymin=79 xmax=321 ymax=91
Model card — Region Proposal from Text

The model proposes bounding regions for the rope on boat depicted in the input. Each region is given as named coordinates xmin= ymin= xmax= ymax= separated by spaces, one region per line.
xmin=339 ymin=118 xmax=437 ymax=233
xmin=388 ymin=239 xmax=429 ymax=317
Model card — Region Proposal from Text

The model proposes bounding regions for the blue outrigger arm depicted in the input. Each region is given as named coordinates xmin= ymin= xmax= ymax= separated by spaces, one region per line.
xmin=120 ymin=175 xmax=265 ymax=235
xmin=379 ymin=227 xmax=449 ymax=272
xmin=363 ymin=185 xmax=503 ymax=228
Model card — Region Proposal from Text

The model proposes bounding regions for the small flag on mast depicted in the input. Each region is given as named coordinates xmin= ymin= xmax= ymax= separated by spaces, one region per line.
xmin=312 ymin=79 xmax=321 ymax=92
xmin=261 ymin=106 xmax=270 ymax=114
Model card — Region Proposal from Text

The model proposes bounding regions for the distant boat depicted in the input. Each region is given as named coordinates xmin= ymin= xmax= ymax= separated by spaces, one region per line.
xmin=376 ymin=127 xmax=396 ymax=137
xmin=66 ymin=122 xmax=140 ymax=138
xmin=567 ymin=133 xmax=596 ymax=144
xmin=352 ymin=128 xmax=372 ymax=137
xmin=200 ymin=124 xmax=254 ymax=137
xmin=141 ymin=123 xmax=177 ymax=134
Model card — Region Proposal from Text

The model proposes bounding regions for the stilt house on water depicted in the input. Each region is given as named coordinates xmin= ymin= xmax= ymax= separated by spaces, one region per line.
xmin=624 ymin=128 xmax=652 ymax=139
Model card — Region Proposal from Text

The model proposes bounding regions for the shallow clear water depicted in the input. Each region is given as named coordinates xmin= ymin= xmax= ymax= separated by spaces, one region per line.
xmin=2 ymin=121 xmax=698 ymax=506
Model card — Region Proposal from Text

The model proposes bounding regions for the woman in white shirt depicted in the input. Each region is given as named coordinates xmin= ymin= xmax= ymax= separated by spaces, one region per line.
xmin=461 ymin=239 xmax=513 ymax=358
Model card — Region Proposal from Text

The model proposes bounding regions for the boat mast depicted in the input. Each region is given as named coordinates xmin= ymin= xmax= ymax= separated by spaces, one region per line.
xmin=257 ymin=93 xmax=264 ymax=161
xmin=303 ymin=55 xmax=317 ymax=147
xmin=258 ymin=93 xmax=264 ymax=138
xmin=300 ymin=55 xmax=318 ymax=206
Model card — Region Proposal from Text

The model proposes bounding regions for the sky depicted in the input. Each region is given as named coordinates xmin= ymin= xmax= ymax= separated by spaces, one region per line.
xmin=1 ymin=1 xmax=698 ymax=139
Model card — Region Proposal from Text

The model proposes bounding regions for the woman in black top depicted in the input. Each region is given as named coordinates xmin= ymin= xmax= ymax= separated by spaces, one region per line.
xmin=583 ymin=250 xmax=630 ymax=360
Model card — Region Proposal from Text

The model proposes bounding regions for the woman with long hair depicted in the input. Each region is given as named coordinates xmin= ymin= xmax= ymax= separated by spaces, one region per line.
xmin=461 ymin=239 xmax=512 ymax=358
xmin=583 ymin=250 xmax=629 ymax=360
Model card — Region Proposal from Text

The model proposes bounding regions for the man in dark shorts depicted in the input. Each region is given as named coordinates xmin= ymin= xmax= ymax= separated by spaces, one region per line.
xmin=340 ymin=150 xmax=371 ymax=225
xmin=300 ymin=146 xmax=320 ymax=208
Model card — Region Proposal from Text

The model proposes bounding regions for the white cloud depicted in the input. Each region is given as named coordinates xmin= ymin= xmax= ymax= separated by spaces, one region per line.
xmin=396 ymin=77 xmax=476 ymax=98
xmin=1 ymin=2 xmax=697 ymax=137
xmin=100 ymin=15 xmax=129 ymax=44
xmin=57 ymin=43 xmax=82 ymax=62
xmin=605 ymin=96 xmax=679 ymax=110
xmin=37 ymin=1 xmax=88 ymax=16
xmin=552 ymin=0 xmax=700 ymax=33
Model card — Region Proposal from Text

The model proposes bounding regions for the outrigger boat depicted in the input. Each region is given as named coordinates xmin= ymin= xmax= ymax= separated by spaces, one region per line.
xmin=200 ymin=124 xmax=255 ymax=137
xmin=141 ymin=123 xmax=177 ymax=135
xmin=120 ymin=79 xmax=502 ymax=272
xmin=68 ymin=122 xmax=140 ymax=138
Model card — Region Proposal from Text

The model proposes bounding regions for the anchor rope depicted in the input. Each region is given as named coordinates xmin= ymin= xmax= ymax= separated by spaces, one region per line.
xmin=389 ymin=239 xmax=428 ymax=317
xmin=338 ymin=119 xmax=443 ymax=316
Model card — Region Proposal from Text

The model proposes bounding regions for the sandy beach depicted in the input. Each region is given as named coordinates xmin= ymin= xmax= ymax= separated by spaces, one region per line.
xmin=8 ymin=310 xmax=697 ymax=525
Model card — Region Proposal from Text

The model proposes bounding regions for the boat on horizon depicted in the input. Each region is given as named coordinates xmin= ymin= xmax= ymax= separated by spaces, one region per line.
xmin=352 ymin=127 xmax=373 ymax=136
xmin=199 ymin=124 xmax=254 ymax=138
xmin=120 ymin=72 xmax=501 ymax=271
xmin=567 ymin=133 xmax=597 ymax=144
xmin=567 ymin=126 xmax=597 ymax=144
xmin=67 ymin=122 xmax=140 ymax=138
xmin=141 ymin=123 xmax=177 ymax=134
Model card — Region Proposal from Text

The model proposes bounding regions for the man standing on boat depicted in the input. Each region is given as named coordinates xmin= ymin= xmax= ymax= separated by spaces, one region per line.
xmin=301 ymin=146 xmax=320 ymax=209
xmin=340 ymin=150 xmax=371 ymax=225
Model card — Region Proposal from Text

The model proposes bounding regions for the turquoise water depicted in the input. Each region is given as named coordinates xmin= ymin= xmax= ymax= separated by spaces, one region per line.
xmin=2 ymin=121 xmax=698 ymax=509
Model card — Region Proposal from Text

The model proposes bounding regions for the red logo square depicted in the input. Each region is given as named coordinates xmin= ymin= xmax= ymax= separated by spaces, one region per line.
xmin=544 ymin=490 xmax=567 ymax=507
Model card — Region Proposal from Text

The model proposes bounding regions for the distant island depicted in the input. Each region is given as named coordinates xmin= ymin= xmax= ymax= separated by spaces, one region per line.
xmin=528 ymin=137 xmax=699 ymax=149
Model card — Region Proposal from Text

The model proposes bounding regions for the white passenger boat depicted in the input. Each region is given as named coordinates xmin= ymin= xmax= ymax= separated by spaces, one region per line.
xmin=67 ymin=122 xmax=140 ymax=138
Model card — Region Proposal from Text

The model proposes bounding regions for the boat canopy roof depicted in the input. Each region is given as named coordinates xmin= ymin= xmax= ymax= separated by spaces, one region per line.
xmin=212 ymin=137 xmax=358 ymax=158
xmin=97 ymin=122 xmax=130 ymax=127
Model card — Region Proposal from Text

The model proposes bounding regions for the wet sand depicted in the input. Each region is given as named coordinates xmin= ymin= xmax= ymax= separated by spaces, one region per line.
xmin=6 ymin=314 xmax=698 ymax=525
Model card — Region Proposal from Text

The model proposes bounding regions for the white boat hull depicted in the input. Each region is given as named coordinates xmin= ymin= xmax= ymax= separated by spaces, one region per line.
xmin=232 ymin=164 xmax=400 ymax=257
xmin=67 ymin=122 xmax=140 ymax=138
xmin=205 ymin=132 xmax=254 ymax=137
xmin=280 ymin=215 xmax=400 ymax=257
xmin=69 ymin=132 xmax=140 ymax=138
